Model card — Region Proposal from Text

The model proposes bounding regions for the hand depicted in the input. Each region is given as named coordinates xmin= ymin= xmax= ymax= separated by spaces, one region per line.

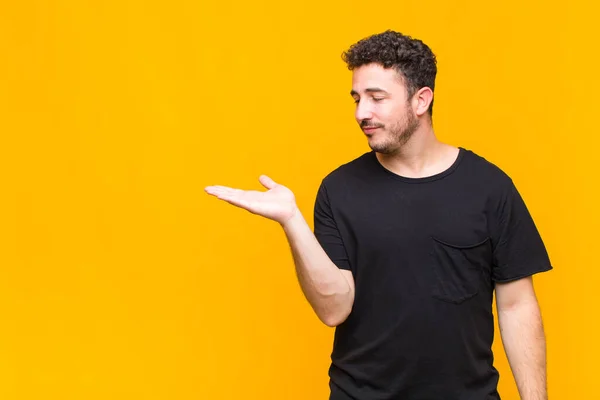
xmin=205 ymin=175 xmax=298 ymax=225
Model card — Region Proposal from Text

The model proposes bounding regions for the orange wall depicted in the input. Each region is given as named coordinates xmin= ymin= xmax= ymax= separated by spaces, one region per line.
xmin=0 ymin=1 xmax=597 ymax=399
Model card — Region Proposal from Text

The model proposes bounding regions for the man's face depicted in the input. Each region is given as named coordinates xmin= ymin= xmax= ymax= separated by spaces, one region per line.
xmin=351 ymin=63 xmax=419 ymax=154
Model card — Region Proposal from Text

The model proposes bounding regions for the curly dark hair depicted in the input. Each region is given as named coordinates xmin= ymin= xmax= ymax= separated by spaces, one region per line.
xmin=342 ymin=30 xmax=437 ymax=116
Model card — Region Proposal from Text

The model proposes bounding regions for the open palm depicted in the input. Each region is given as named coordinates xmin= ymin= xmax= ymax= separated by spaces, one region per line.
xmin=205 ymin=175 xmax=297 ymax=224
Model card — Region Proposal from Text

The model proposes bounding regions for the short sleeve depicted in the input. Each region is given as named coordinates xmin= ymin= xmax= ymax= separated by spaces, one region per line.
xmin=489 ymin=180 xmax=553 ymax=282
xmin=313 ymin=182 xmax=352 ymax=271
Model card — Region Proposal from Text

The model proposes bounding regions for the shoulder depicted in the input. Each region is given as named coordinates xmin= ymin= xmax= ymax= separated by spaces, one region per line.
xmin=320 ymin=151 xmax=375 ymax=186
xmin=459 ymin=147 xmax=514 ymax=190
xmin=458 ymin=148 xmax=526 ymax=214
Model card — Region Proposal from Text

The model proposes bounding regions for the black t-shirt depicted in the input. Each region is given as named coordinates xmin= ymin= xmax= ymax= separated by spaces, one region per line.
xmin=313 ymin=147 xmax=552 ymax=400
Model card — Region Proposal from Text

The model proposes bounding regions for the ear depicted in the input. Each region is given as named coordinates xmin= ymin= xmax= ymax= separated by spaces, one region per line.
xmin=413 ymin=87 xmax=434 ymax=117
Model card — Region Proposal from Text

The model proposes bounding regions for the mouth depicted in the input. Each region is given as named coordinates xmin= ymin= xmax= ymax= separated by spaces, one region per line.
xmin=362 ymin=127 xmax=381 ymax=134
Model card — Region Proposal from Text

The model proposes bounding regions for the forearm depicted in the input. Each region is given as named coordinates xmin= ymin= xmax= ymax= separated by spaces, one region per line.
xmin=498 ymin=300 xmax=547 ymax=400
xmin=281 ymin=209 xmax=354 ymax=327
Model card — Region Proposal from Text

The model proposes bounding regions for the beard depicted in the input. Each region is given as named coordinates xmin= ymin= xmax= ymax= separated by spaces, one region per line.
xmin=364 ymin=105 xmax=420 ymax=155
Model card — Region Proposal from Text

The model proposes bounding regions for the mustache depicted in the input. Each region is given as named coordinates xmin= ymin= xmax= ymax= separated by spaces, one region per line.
xmin=360 ymin=121 xmax=384 ymax=129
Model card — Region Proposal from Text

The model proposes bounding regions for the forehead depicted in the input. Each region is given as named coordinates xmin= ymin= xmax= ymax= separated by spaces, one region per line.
xmin=351 ymin=63 xmax=406 ymax=93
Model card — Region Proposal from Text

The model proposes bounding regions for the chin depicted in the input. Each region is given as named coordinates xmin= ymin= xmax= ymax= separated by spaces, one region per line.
xmin=367 ymin=138 xmax=393 ymax=154
xmin=368 ymin=144 xmax=393 ymax=154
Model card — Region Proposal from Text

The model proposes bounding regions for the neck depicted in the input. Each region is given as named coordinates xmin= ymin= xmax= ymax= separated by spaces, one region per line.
xmin=375 ymin=125 xmax=459 ymax=179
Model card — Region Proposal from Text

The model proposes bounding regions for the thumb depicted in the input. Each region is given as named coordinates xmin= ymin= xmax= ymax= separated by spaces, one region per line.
xmin=259 ymin=175 xmax=277 ymax=190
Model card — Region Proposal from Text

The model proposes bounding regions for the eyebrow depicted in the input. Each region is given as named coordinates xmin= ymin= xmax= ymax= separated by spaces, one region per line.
xmin=350 ymin=87 xmax=389 ymax=96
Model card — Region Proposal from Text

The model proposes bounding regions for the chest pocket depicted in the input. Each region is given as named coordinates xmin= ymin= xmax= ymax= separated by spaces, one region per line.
xmin=429 ymin=236 xmax=491 ymax=304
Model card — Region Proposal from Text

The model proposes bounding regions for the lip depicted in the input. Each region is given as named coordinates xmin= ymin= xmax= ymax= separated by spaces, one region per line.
xmin=363 ymin=127 xmax=380 ymax=133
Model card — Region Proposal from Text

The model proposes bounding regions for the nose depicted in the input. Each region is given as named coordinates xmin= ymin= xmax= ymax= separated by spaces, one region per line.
xmin=355 ymin=100 xmax=373 ymax=123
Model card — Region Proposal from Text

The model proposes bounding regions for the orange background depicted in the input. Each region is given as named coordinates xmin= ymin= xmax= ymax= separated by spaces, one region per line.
xmin=1 ymin=1 xmax=597 ymax=399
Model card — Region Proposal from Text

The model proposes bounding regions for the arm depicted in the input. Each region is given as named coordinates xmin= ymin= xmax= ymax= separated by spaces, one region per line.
xmin=282 ymin=209 xmax=355 ymax=327
xmin=496 ymin=276 xmax=547 ymax=400
xmin=205 ymin=175 xmax=355 ymax=327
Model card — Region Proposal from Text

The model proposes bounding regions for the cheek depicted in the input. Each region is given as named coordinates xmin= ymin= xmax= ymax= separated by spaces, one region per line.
xmin=375 ymin=104 xmax=396 ymax=121
xmin=391 ymin=103 xmax=411 ymax=120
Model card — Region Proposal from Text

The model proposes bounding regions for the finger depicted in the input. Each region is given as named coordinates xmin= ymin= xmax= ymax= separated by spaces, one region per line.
xmin=259 ymin=175 xmax=277 ymax=190
xmin=205 ymin=186 xmax=237 ymax=196
xmin=205 ymin=186 xmax=250 ymax=207
xmin=221 ymin=196 xmax=251 ymax=209
xmin=210 ymin=191 xmax=252 ymax=211
xmin=205 ymin=185 xmax=233 ymax=191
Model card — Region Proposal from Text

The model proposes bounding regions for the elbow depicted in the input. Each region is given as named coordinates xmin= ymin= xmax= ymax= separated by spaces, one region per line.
xmin=314 ymin=283 xmax=355 ymax=327
xmin=320 ymin=307 xmax=352 ymax=328
xmin=321 ymin=314 xmax=346 ymax=328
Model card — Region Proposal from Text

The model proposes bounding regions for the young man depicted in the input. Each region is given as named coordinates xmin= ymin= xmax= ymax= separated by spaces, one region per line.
xmin=205 ymin=30 xmax=552 ymax=400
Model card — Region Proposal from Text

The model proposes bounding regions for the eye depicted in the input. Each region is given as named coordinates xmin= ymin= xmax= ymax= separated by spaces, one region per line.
xmin=353 ymin=98 xmax=360 ymax=104
xmin=373 ymin=97 xmax=384 ymax=102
